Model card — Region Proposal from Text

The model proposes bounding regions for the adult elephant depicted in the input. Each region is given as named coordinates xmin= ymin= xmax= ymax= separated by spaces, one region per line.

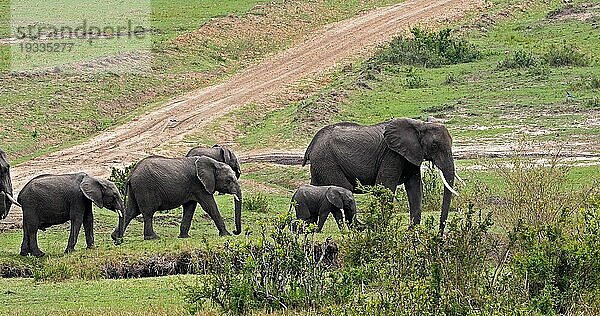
xmin=18 ymin=173 xmax=124 ymax=257
xmin=303 ymin=118 xmax=458 ymax=232
xmin=112 ymin=156 xmax=242 ymax=243
xmin=187 ymin=145 xmax=241 ymax=179
xmin=0 ymin=149 xmax=20 ymax=220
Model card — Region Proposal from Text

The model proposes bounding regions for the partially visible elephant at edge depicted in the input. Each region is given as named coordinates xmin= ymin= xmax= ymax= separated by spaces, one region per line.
xmin=0 ymin=149 xmax=20 ymax=220
xmin=187 ymin=145 xmax=241 ymax=179
xmin=18 ymin=173 xmax=124 ymax=257
xmin=290 ymin=185 xmax=357 ymax=232
xmin=303 ymin=118 xmax=458 ymax=233
xmin=112 ymin=156 xmax=242 ymax=243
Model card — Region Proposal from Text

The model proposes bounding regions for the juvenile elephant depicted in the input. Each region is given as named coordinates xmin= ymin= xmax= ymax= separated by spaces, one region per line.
xmin=187 ymin=145 xmax=241 ymax=179
xmin=303 ymin=118 xmax=459 ymax=233
xmin=291 ymin=185 xmax=357 ymax=232
xmin=18 ymin=173 xmax=124 ymax=257
xmin=0 ymin=149 xmax=20 ymax=220
xmin=111 ymin=156 xmax=242 ymax=243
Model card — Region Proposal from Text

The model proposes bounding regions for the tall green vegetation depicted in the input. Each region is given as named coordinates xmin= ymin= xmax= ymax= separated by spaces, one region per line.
xmin=183 ymin=159 xmax=600 ymax=315
xmin=366 ymin=27 xmax=480 ymax=69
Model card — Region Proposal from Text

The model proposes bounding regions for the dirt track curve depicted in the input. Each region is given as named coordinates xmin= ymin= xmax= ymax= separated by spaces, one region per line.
xmin=2 ymin=0 xmax=483 ymax=228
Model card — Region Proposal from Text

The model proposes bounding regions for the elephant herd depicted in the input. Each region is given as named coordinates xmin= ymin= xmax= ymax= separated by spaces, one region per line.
xmin=0 ymin=118 xmax=459 ymax=257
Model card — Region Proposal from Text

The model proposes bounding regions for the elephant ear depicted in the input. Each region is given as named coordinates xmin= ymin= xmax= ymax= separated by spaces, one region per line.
xmin=195 ymin=158 xmax=216 ymax=194
xmin=384 ymin=118 xmax=424 ymax=166
xmin=220 ymin=147 xmax=232 ymax=165
xmin=80 ymin=175 xmax=104 ymax=209
xmin=326 ymin=188 xmax=343 ymax=209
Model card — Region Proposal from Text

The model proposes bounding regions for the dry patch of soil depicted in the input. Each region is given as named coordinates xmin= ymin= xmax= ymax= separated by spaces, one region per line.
xmin=2 ymin=0 xmax=485 ymax=229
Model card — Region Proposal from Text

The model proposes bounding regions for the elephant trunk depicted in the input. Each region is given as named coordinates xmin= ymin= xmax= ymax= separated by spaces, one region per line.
xmin=0 ymin=191 xmax=6 ymax=220
xmin=436 ymin=160 xmax=456 ymax=235
xmin=233 ymin=191 xmax=242 ymax=235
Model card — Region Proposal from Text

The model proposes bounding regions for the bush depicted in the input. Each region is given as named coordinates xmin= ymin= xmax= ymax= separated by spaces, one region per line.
xmin=182 ymin=161 xmax=600 ymax=315
xmin=586 ymin=97 xmax=600 ymax=109
xmin=404 ymin=67 xmax=427 ymax=88
xmin=590 ymin=76 xmax=600 ymax=89
xmin=242 ymin=192 xmax=271 ymax=213
xmin=491 ymin=155 xmax=591 ymax=229
xmin=498 ymin=50 xmax=539 ymax=69
xmin=183 ymin=212 xmax=340 ymax=315
xmin=511 ymin=201 xmax=600 ymax=315
xmin=108 ymin=163 xmax=136 ymax=197
xmin=543 ymin=43 xmax=589 ymax=67
xmin=367 ymin=27 xmax=480 ymax=69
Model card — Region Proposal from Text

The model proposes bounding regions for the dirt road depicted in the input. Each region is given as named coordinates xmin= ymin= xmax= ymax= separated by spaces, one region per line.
xmin=2 ymin=0 xmax=483 ymax=227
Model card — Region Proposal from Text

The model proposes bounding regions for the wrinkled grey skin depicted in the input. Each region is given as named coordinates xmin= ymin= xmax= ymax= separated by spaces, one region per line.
xmin=291 ymin=185 xmax=357 ymax=232
xmin=0 ymin=149 xmax=16 ymax=220
xmin=18 ymin=173 xmax=124 ymax=257
xmin=111 ymin=156 xmax=242 ymax=243
xmin=303 ymin=118 xmax=456 ymax=232
xmin=187 ymin=145 xmax=241 ymax=179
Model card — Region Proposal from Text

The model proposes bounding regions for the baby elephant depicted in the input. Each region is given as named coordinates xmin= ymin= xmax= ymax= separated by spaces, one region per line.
xmin=291 ymin=185 xmax=357 ymax=232
xmin=18 ymin=173 xmax=124 ymax=257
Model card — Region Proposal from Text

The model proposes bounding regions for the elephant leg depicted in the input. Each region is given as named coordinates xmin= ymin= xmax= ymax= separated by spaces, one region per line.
xmin=179 ymin=201 xmax=197 ymax=238
xmin=20 ymin=215 xmax=44 ymax=257
xmin=142 ymin=212 xmax=159 ymax=240
xmin=198 ymin=196 xmax=230 ymax=236
xmin=66 ymin=212 xmax=84 ymax=253
xmin=83 ymin=206 xmax=94 ymax=249
xmin=29 ymin=228 xmax=44 ymax=257
xmin=331 ymin=209 xmax=345 ymax=231
xmin=20 ymin=223 xmax=34 ymax=256
xmin=316 ymin=205 xmax=331 ymax=233
xmin=292 ymin=202 xmax=311 ymax=232
xmin=112 ymin=207 xmax=139 ymax=240
xmin=404 ymin=172 xmax=423 ymax=226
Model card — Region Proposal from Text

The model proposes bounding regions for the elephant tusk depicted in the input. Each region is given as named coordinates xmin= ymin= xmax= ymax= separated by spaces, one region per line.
xmin=116 ymin=209 xmax=123 ymax=218
xmin=455 ymin=172 xmax=465 ymax=185
xmin=233 ymin=195 xmax=240 ymax=202
xmin=4 ymin=192 xmax=21 ymax=208
xmin=340 ymin=208 xmax=348 ymax=230
xmin=438 ymin=169 xmax=459 ymax=196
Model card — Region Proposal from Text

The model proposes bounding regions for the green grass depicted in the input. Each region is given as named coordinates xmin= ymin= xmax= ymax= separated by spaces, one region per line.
xmin=3 ymin=0 xmax=600 ymax=314
xmin=0 ymin=0 xmax=404 ymax=161
xmin=0 ymin=275 xmax=191 ymax=315
xmin=192 ymin=0 xmax=600 ymax=153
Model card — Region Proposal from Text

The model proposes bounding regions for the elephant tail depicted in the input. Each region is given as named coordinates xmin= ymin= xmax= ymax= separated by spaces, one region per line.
xmin=288 ymin=192 xmax=296 ymax=214
xmin=303 ymin=126 xmax=332 ymax=166
xmin=302 ymin=145 xmax=312 ymax=167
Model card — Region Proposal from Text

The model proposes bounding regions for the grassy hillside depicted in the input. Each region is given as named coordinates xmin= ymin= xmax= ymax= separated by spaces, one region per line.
xmin=2 ymin=1 xmax=600 ymax=315
xmin=192 ymin=0 xmax=600 ymax=154
xmin=0 ymin=0 xmax=401 ymax=163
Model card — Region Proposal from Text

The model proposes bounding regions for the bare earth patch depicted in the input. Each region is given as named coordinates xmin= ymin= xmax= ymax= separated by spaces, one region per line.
xmin=2 ymin=0 xmax=486 ymax=228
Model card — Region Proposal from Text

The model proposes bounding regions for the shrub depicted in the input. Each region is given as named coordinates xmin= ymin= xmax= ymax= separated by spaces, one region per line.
xmin=367 ymin=27 xmax=480 ymax=69
xmin=444 ymin=73 xmax=458 ymax=85
xmin=590 ymin=76 xmax=600 ymax=89
xmin=543 ymin=43 xmax=589 ymax=67
xmin=586 ymin=97 xmax=600 ymax=109
xmin=33 ymin=258 xmax=73 ymax=281
xmin=242 ymin=192 xmax=271 ymax=213
xmin=108 ymin=163 xmax=136 ymax=197
xmin=183 ymin=212 xmax=340 ymax=315
xmin=491 ymin=155 xmax=591 ymax=229
xmin=510 ymin=201 xmax=600 ymax=315
xmin=181 ymin=161 xmax=600 ymax=315
xmin=404 ymin=67 xmax=427 ymax=88
xmin=498 ymin=50 xmax=539 ymax=69
xmin=421 ymin=163 xmax=443 ymax=213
